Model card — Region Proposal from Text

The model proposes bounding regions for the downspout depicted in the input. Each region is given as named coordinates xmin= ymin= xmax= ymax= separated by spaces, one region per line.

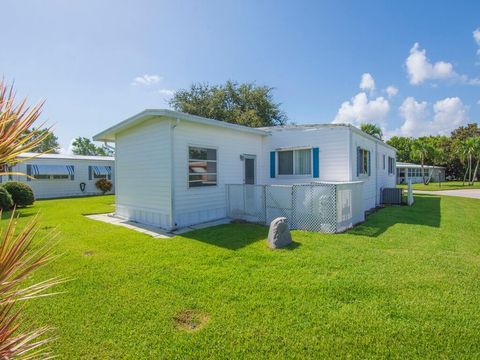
xmin=103 ymin=141 xmax=115 ymax=153
xmin=170 ymin=119 xmax=180 ymax=230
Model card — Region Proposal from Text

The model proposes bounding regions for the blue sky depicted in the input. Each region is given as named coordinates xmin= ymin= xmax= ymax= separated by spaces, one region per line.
xmin=2 ymin=0 xmax=480 ymax=152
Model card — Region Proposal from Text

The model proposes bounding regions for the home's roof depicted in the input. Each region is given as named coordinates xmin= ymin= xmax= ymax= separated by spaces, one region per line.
xmin=17 ymin=152 xmax=114 ymax=161
xmin=260 ymin=123 xmax=397 ymax=152
xmin=93 ymin=109 xmax=268 ymax=142
xmin=396 ymin=162 xmax=445 ymax=169
xmin=94 ymin=109 xmax=396 ymax=152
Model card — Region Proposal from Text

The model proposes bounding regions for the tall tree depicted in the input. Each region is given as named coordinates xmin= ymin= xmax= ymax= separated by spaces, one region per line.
xmin=23 ymin=127 xmax=60 ymax=153
xmin=169 ymin=81 xmax=287 ymax=127
xmin=386 ymin=136 xmax=414 ymax=163
xmin=457 ymin=137 xmax=480 ymax=185
xmin=470 ymin=138 xmax=480 ymax=184
xmin=451 ymin=123 xmax=480 ymax=141
xmin=71 ymin=137 xmax=112 ymax=156
xmin=411 ymin=139 xmax=435 ymax=184
xmin=360 ymin=123 xmax=383 ymax=140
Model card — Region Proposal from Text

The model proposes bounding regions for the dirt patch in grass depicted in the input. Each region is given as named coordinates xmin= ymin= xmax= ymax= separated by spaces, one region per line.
xmin=173 ymin=310 xmax=209 ymax=332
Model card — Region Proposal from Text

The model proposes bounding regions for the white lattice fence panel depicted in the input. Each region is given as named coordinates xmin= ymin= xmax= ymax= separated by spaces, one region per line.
xmin=265 ymin=185 xmax=292 ymax=227
xmin=336 ymin=182 xmax=364 ymax=232
xmin=243 ymin=185 xmax=266 ymax=223
xmin=226 ymin=184 xmax=265 ymax=223
xmin=292 ymin=184 xmax=337 ymax=233
xmin=226 ymin=182 xmax=364 ymax=233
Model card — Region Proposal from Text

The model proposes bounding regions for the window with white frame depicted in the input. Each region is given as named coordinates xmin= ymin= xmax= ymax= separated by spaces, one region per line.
xmin=388 ymin=157 xmax=395 ymax=175
xmin=358 ymin=148 xmax=370 ymax=176
xmin=278 ymin=149 xmax=311 ymax=175
xmin=407 ymin=167 xmax=423 ymax=177
xmin=188 ymin=146 xmax=217 ymax=187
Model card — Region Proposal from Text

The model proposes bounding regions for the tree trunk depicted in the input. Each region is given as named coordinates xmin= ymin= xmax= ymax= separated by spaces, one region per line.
xmin=473 ymin=159 xmax=480 ymax=185
xmin=421 ymin=155 xmax=426 ymax=185
xmin=463 ymin=155 xmax=469 ymax=186
xmin=469 ymin=154 xmax=473 ymax=185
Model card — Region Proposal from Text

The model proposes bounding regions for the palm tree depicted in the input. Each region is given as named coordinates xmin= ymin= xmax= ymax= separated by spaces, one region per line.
xmin=411 ymin=139 xmax=434 ymax=185
xmin=0 ymin=80 xmax=60 ymax=358
xmin=468 ymin=137 xmax=480 ymax=184
xmin=456 ymin=138 xmax=479 ymax=186
xmin=360 ymin=123 xmax=383 ymax=140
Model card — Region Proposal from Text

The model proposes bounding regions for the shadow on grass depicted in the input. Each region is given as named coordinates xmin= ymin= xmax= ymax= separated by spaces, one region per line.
xmin=181 ymin=223 xmax=303 ymax=251
xmin=1 ymin=208 xmax=36 ymax=220
xmin=180 ymin=223 xmax=272 ymax=250
xmin=348 ymin=195 xmax=441 ymax=237
xmin=278 ymin=241 xmax=302 ymax=251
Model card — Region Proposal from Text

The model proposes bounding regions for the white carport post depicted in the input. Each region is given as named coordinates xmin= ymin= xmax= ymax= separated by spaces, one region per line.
xmin=407 ymin=179 xmax=414 ymax=206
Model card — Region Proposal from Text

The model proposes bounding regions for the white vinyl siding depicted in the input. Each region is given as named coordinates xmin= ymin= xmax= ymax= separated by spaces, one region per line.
xmin=7 ymin=158 xmax=114 ymax=199
xmin=173 ymin=120 xmax=263 ymax=228
xmin=264 ymin=126 xmax=350 ymax=184
xmin=115 ymin=118 xmax=172 ymax=229
xmin=352 ymin=131 xmax=395 ymax=212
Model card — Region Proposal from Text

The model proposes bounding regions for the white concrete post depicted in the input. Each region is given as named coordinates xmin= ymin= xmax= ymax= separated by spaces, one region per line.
xmin=407 ymin=179 xmax=414 ymax=206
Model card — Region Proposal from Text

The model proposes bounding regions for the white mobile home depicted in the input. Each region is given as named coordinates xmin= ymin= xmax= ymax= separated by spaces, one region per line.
xmin=2 ymin=153 xmax=115 ymax=199
xmin=94 ymin=109 xmax=396 ymax=232
xmin=396 ymin=162 xmax=445 ymax=184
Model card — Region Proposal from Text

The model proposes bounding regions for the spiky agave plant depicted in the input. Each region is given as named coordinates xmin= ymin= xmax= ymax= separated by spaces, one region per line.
xmin=0 ymin=80 xmax=61 ymax=358
xmin=0 ymin=212 xmax=61 ymax=359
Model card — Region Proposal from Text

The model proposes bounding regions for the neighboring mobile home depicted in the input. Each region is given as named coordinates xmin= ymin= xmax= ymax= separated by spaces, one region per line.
xmin=396 ymin=162 xmax=445 ymax=184
xmin=94 ymin=109 xmax=396 ymax=231
xmin=1 ymin=153 xmax=115 ymax=199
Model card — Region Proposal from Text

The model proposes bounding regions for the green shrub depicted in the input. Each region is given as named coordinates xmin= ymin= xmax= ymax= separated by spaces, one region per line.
xmin=3 ymin=181 xmax=35 ymax=207
xmin=95 ymin=178 xmax=113 ymax=194
xmin=0 ymin=186 xmax=13 ymax=210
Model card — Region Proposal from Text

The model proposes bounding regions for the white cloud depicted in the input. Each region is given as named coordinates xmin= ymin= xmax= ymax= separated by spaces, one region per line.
xmin=333 ymin=92 xmax=390 ymax=127
xmin=395 ymin=97 xmax=430 ymax=137
xmin=389 ymin=96 xmax=467 ymax=137
xmin=431 ymin=97 xmax=468 ymax=135
xmin=405 ymin=43 xmax=458 ymax=85
xmin=385 ymin=86 xmax=398 ymax=98
xmin=474 ymin=28 xmax=480 ymax=45
xmin=158 ymin=88 xmax=175 ymax=97
xmin=477 ymin=99 xmax=480 ymax=105
xmin=360 ymin=73 xmax=375 ymax=93
xmin=131 ymin=74 xmax=163 ymax=86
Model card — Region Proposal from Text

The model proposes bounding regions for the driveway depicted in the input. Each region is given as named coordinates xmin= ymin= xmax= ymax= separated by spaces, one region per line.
xmin=414 ymin=189 xmax=480 ymax=199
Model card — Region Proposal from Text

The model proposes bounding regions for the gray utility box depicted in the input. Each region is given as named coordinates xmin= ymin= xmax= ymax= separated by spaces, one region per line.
xmin=382 ymin=188 xmax=403 ymax=205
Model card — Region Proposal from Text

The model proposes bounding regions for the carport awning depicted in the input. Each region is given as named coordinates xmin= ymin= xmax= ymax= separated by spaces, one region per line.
xmin=92 ymin=166 xmax=112 ymax=176
xmin=31 ymin=165 xmax=74 ymax=176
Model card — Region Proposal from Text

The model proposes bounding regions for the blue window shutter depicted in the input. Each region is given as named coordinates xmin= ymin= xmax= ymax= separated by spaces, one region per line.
xmin=356 ymin=147 xmax=360 ymax=177
xmin=270 ymin=151 xmax=276 ymax=178
xmin=368 ymin=151 xmax=371 ymax=176
xmin=88 ymin=166 xmax=92 ymax=180
xmin=312 ymin=147 xmax=319 ymax=178
xmin=26 ymin=165 xmax=32 ymax=182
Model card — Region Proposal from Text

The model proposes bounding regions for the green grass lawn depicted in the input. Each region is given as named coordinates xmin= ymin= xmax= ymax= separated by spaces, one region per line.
xmin=6 ymin=195 xmax=480 ymax=358
xmin=398 ymin=180 xmax=480 ymax=191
